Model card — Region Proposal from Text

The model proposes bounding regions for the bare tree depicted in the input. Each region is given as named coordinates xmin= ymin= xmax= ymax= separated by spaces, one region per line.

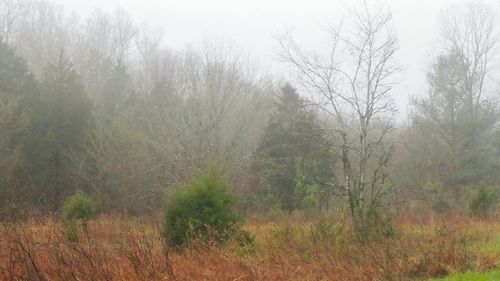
xmin=277 ymin=1 xmax=400 ymax=227
xmin=140 ymin=42 xmax=270 ymax=186
xmin=397 ymin=1 xmax=500 ymax=199
xmin=72 ymin=41 xmax=272 ymax=212
xmin=133 ymin=25 xmax=172 ymax=94
xmin=0 ymin=0 xmax=26 ymax=44
xmin=440 ymin=1 xmax=498 ymax=117
xmin=72 ymin=8 xmax=138 ymax=103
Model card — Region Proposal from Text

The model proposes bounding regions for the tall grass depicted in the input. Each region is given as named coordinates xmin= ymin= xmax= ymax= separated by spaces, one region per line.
xmin=0 ymin=214 xmax=498 ymax=281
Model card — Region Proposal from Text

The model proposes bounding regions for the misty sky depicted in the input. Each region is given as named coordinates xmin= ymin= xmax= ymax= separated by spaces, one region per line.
xmin=50 ymin=0 xmax=498 ymax=114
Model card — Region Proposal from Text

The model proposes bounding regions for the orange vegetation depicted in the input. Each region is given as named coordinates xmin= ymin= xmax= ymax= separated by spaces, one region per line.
xmin=0 ymin=214 xmax=498 ymax=281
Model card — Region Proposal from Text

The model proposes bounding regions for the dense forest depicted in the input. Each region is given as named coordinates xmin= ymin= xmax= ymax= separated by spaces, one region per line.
xmin=1 ymin=0 xmax=498 ymax=220
xmin=0 ymin=1 xmax=499 ymax=280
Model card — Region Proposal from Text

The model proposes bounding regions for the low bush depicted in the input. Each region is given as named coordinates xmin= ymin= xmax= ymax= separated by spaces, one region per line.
xmin=423 ymin=182 xmax=454 ymax=214
xmin=62 ymin=193 xmax=96 ymax=222
xmin=356 ymin=203 xmax=396 ymax=242
xmin=162 ymin=168 xmax=242 ymax=247
xmin=61 ymin=193 xmax=96 ymax=241
xmin=309 ymin=217 xmax=344 ymax=246
xmin=468 ymin=186 xmax=498 ymax=218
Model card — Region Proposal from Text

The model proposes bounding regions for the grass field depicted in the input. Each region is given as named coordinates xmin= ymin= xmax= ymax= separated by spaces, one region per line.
xmin=0 ymin=214 xmax=498 ymax=281
xmin=429 ymin=268 xmax=500 ymax=280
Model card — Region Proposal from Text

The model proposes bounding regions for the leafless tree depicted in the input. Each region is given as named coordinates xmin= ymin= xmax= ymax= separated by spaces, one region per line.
xmin=13 ymin=0 xmax=78 ymax=76
xmin=140 ymin=42 xmax=271 ymax=186
xmin=440 ymin=1 xmax=498 ymax=117
xmin=0 ymin=0 xmax=26 ymax=44
xmin=395 ymin=1 xmax=500 ymax=198
xmin=71 ymin=41 xmax=272 ymax=211
xmin=133 ymin=25 xmax=172 ymax=94
xmin=277 ymin=0 xmax=400 ymax=226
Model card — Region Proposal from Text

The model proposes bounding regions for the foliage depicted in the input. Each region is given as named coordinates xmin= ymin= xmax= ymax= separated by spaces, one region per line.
xmin=0 ymin=215 xmax=498 ymax=280
xmin=278 ymin=3 xmax=399 ymax=231
xmin=1 ymin=0 xmax=500 ymax=226
xmin=18 ymin=51 xmax=92 ymax=210
xmin=294 ymin=158 xmax=322 ymax=209
xmin=309 ymin=217 xmax=344 ymax=246
xmin=99 ymin=59 xmax=133 ymax=117
xmin=356 ymin=203 xmax=396 ymax=242
xmin=0 ymin=40 xmax=37 ymax=96
xmin=0 ymin=39 xmax=38 ymax=216
xmin=402 ymin=49 xmax=499 ymax=204
xmin=256 ymin=84 xmax=335 ymax=212
xmin=62 ymin=193 xmax=96 ymax=222
xmin=162 ymin=168 xmax=242 ymax=247
xmin=467 ymin=186 xmax=498 ymax=218
xmin=62 ymin=193 xmax=96 ymax=242
xmin=423 ymin=182 xmax=454 ymax=214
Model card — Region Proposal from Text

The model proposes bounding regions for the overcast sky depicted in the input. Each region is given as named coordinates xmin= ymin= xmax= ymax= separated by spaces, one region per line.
xmin=50 ymin=0 xmax=498 ymax=114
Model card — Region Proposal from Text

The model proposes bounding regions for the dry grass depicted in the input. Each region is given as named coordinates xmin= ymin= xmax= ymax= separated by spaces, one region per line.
xmin=0 ymin=214 xmax=498 ymax=281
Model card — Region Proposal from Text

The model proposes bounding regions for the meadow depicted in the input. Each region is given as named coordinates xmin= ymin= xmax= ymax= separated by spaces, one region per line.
xmin=0 ymin=213 xmax=498 ymax=281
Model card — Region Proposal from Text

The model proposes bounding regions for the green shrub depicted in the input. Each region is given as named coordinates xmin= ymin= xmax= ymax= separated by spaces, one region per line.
xmin=162 ymin=168 xmax=242 ymax=247
xmin=62 ymin=193 xmax=96 ymax=221
xmin=309 ymin=217 xmax=344 ymax=246
xmin=468 ymin=186 xmax=498 ymax=218
xmin=356 ymin=203 xmax=395 ymax=242
xmin=62 ymin=193 xmax=96 ymax=241
xmin=423 ymin=182 xmax=453 ymax=214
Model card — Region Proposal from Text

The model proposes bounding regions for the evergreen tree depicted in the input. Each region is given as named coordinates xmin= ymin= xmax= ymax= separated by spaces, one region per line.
xmin=0 ymin=39 xmax=38 ymax=215
xmin=100 ymin=59 xmax=132 ymax=117
xmin=257 ymin=84 xmax=335 ymax=212
xmin=19 ymin=50 xmax=92 ymax=210
xmin=403 ymin=49 xmax=499 ymax=203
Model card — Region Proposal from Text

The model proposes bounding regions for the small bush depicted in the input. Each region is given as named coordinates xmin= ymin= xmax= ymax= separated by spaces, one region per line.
xmin=62 ymin=193 xmax=96 ymax=222
xmin=468 ymin=186 xmax=498 ymax=218
xmin=423 ymin=182 xmax=453 ymax=214
xmin=62 ymin=193 xmax=96 ymax=242
xmin=162 ymin=168 xmax=242 ymax=247
xmin=309 ymin=217 xmax=344 ymax=246
xmin=356 ymin=203 xmax=395 ymax=242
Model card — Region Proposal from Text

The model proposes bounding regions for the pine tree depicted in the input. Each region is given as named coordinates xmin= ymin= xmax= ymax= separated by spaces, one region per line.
xmin=100 ymin=59 xmax=132 ymax=117
xmin=19 ymin=50 xmax=92 ymax=210
xmin=406 ymin=49 xmax=499 ymax=204
xmin=0 ymin=40 xmax=39 ymax=215
xmin=257 ymin=84 xmax=335 ymax=212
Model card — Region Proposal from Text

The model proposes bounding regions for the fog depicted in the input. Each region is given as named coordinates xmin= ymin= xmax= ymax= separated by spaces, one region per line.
xmin=50 ymin=0 xmax=493 ymax=112
xmin=1 ymin=1 xmax=499 ymax=279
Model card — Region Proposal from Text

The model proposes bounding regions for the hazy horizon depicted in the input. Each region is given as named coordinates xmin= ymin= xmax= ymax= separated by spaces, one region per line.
xmin=46 ymin=0 xmax=500 ymax=116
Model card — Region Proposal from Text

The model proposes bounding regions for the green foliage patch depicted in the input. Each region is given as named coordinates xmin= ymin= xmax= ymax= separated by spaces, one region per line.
xmin=162 ymin=168 xmax=242 ymax=247
xmin=62 ymin=193 xmax=96 ymax=221
xmin=428 ymin=268 xmax=500 ymax=281
xmin=467 ymin=186 xmax=498 ymax=218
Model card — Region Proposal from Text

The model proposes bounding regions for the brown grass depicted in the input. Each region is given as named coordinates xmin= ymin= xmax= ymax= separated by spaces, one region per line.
xmin=0 ymin=214 xmax=498 ymax=281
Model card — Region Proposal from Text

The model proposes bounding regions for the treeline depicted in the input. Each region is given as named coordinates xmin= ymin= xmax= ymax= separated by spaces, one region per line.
xmin=0 ymin=0 xmax=498 ymax=221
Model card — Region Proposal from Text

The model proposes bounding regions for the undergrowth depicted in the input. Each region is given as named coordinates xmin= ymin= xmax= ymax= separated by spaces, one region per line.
xmin=0 ymin=214 xmax=497 ymax=281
